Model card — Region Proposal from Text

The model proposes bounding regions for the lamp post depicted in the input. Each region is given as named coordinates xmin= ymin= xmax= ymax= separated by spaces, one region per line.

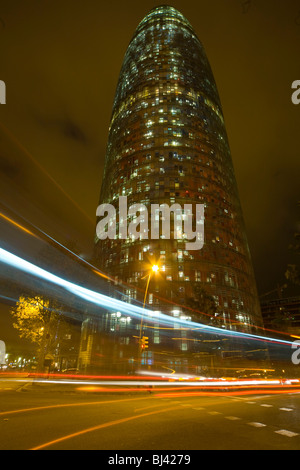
xmin=137 ymin=264 xmax=159 ymax=367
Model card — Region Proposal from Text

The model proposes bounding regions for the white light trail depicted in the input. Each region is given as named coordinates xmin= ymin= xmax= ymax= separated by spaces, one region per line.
xmin=15 ymin=379 xmax=283 ymax=387
xmin=0 ymin=247 xmax=295 ymax=347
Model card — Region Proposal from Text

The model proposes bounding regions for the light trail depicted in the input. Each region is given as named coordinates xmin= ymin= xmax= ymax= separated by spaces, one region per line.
xmin=11 ymin=377 xmax=300 ymax=396
xmin=0 ymin=212 xmax=37 ymax=237
xmin=23 ymin=379 xmax=285 ymax=387
xmin=0 ymin=206 xmax=223 ymax=319
xmin=3 ymin=375 xmax=300 ymax=396
xmin=76 ymin=383 xmax=300 ymax=394
xmin=0 ymin=207 xmax=298 ymax=342
xmin=0 ymin=208 xmax=113 ymax=282
xmin=0 ymin=246 xmax=296 ymax=347
xmin=154 ymin=388 xmax=300 ymax=398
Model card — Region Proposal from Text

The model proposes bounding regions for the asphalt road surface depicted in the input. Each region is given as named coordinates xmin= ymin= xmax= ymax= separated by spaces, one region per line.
xmin=1 ymin=380 xmax=300 ymax=451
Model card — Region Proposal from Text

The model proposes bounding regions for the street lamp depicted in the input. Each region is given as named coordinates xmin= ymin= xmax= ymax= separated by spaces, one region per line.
xmin=137 ymin=264 xmax=159 ymax=366
xmin=143 ymin=264 xmax=159 ymax=308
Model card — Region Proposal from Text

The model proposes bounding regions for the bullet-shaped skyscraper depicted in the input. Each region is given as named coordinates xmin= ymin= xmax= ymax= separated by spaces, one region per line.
xmin=95 ymin=5 xmax=263 ymax=336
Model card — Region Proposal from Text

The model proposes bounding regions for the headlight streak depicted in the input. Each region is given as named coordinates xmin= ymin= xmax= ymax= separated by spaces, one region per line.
xmin=0 ymin=246 xmax=295 ymax=348
xmin=3 ymin=371 xmax=300 ymax=396
xmin=15 ymin=378 xmax=283 ymax=387
xmin=13 ymin=377 xmax=300 ymax=398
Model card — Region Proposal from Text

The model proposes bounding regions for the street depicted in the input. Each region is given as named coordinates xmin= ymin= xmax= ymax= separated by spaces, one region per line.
xmin=0 ymin=379 xmax=300 ymax=450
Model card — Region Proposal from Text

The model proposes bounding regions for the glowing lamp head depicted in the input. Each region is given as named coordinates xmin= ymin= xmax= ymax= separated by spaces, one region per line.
xmin=152 ymin=265 xmax=159 ymax=273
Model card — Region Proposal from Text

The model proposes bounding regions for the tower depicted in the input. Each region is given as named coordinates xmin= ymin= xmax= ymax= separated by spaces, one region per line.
xmin=95 ymin=5 xmax=263 ymax=340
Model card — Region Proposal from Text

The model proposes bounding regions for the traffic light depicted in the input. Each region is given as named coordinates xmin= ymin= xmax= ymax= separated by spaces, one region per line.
xmin=140 ymin=336 xmax=149 ymax=350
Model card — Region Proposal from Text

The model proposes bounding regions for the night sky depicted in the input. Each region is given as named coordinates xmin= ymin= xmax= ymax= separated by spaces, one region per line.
xmin=0 ymin=0 xmax=299 ymax=349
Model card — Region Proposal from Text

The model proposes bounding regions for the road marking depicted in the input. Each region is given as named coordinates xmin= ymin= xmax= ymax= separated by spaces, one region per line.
xmin=208 ymin=411 xmax=222 ymax=415
xmin=275 ymin=430 xmax=299 ymax=438
xmin=260 ymin=404 xmax=273 ymax=408
xmin=247 ymin=422 xmax=266 ymax=428
xmin=16 ymin=383 xmax=31 ymax=392
xmin=30 ymin=405 xmax=179 ymax=450
xmin=246 ymin=401 xmax=256 ymax=404
xmin=250 ymin=396 xmax=270 ymax=400
xmin=279 ymin=408 xmax=293 ymax=412
xmin=134 ymin=403 xmax=169 ymax=412
xmin=0 ymin=396 xmax=154 ymax=417
xmin=193 ymin=407 xmax=205 ymax=410
xmin=225 ymin=416 xmax=241 ymax=420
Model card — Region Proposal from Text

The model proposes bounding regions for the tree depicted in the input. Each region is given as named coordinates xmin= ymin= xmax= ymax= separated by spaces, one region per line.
xmin=11 ymin=296 xmax=49 ymax=345
xmin=10 ymin=295 xmax=72 ymax=371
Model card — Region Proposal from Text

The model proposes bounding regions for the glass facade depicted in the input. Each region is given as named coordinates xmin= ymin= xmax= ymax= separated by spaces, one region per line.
xmin=95 ymin=6 xmax=263 ymax=344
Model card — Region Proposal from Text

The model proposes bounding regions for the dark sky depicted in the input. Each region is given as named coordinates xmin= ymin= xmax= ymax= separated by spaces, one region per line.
xmin=0 ymin=0 xmax=299 ymax=304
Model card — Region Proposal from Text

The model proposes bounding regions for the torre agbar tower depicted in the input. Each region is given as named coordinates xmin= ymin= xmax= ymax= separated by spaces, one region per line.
xmin=95 ymin=6 xmax=263 ymax=337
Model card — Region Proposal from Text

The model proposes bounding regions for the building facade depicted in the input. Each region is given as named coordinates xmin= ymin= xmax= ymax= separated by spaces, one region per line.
xmin=94 ymin=6 xmax=263 ymax=363
xmin=261 ymin=296 xmax=300 ymax=335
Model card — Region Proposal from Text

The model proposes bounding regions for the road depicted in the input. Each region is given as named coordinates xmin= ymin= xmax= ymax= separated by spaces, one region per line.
xmin=1 ymin=379 xmax=300 ymax=450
